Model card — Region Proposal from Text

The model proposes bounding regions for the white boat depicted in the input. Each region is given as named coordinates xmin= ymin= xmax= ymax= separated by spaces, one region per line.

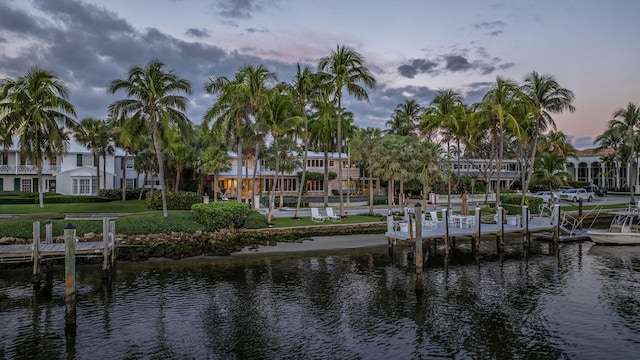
xmin=587 ymin=211 xmax=640 ymax=245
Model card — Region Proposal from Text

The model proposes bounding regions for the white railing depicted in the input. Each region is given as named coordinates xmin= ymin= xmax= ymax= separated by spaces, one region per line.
xmin=0 ymin=165 xmax=60 ymax=174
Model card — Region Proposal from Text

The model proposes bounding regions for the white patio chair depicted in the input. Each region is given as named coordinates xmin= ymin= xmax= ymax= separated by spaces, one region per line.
xmin=310 ymin=208 xmax=326 ymax=222
xmin=325 ymin=207 xmax=341 ymax=222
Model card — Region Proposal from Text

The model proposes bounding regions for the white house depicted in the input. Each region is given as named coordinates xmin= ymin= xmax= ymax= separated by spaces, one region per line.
xmin=0 ymin=140 xmax=117 ymax=195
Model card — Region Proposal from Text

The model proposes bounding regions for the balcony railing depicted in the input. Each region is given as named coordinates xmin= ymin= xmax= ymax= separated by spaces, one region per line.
xmin=0 ymin=165 xmax=60 ymax=174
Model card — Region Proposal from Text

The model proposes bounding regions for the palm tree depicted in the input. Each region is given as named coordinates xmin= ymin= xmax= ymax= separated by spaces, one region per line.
xmin=416 ymin=140 xmax=445 ymax=207
xmin=308 ymin=84 xmax=338 ymax=207
xmin=261 ymin=90 xmax=302 ymax=223
xmin=75 ymin=117 xmax=112 ymax=191
xmin=111 ymin=116 xmax=145 ymax=200
xmin=290 ymin=65 xmax=323 ymax=218
xmin=197 ymin=144 xmax=231 ymax=202
xmin=520 ymin=71 xmax=575 ymax=200
xmin=348 ymin=127 xmax=382 ymax=215
xmin=370 ymin=135 xmax=405 ymax=214
xmin=603 ymin=103 xmax=640 ymax=203
xmin=422 ymin=89 xmax=463 ymax=209
xmin=479 ymin=77 xmax=523 ymax=209
xmin=386 ymin=100 xmax=423 ymax=137
xmin=531 ymin=152 xmax=574 ymax=191
xmin=319 ymin=45 xmax=376 ymax=217
xmin=0 ymin=68 xmax=76 ymax=208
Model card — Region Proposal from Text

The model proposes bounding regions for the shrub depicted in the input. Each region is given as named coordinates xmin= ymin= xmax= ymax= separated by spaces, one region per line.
xmin=146 ymin=191 xmax=202 ymax=210
xmin=499 ymin=194 xmax=543 ymax=215
xmin=191 ymin=201 xmax=249 ymax=231
xmin=99 ymin=188 xmax=146 ymax=201
xmin=243 ymin=210 xmax=268 ymax=229
xmin=114 ymin=212 xmax=203 ymax=234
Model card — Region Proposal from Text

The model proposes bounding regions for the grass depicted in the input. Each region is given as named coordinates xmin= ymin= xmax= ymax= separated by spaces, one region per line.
xmin=269 ymin=214 xmax=385 ymax=228
xmin=0 ymin=200 xmax=149 ymax=214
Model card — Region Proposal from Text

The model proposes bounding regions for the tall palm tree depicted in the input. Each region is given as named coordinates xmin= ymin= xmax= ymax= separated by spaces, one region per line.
xmin=520 ymin=71 xmax=575 ymax=201
xmin=416 ymin=140 xmax=445 ymax=207
xmin=111 ymin=116 xmax=145 ymax=200
xmin=319 ymin=45 xmax=376 ymax=217
xmin=197 ymin=144 xmax=231 ymax=202
xmin=479 ymin=77 xmax=523 ymax=209
xmin=261 ymin=90 xmax=302 ymax=223
xmin=603 ymin=103 xmax=640 ymax=203
xmin=108 ymin=59 xmax=192 ymax=217
xmin=75 ymin=117 xmax=112 ymax=191
xmin=290 ymin=65 xmax=324 ymax=218
xmin=386 ymin=99 xmax=423 ymax=137
xmin=423 ymin=89 xmax=463 ymax=208
xmin=370 ymin=135 xmax=405 ymax=214
xmin=308 ymin=83 xmax=338 ymax=207
xmin=349 ymin=127 xmax=382 ymax=215
xmin=0 ymin=68 xmax=76 ymax=208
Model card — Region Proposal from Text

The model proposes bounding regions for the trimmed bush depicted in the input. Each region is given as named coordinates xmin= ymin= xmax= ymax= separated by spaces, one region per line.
xmin=499 ymin=194 xmax=543 ymax=215
xmin=99 ymin=188 xmax=147 ymax=200
xmin=114 ymin=212 xmax=203 ymax=234
xmin=191 ymin=201 xmax=249 ymax=231
xmin=146 ymin=191 xmax=202 ymax=210
xmin=243 ymin=210 xmax=268 ymax=229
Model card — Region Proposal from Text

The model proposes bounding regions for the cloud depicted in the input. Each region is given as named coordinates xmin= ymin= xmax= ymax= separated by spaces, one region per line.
xmin=214 ymin=0 xmax=279 ymax=19
xmin=186 ymin=28 xmax=210 ymax=38
xmin=397 ymin=59 xmax=438 ymax=78
xmin=472 ymin=20 xmax=507 ymax=36
xmin=398 ymin=51 xmax=513 ymax=78
xmin=246 ymin=27 xmax=268 ymax=34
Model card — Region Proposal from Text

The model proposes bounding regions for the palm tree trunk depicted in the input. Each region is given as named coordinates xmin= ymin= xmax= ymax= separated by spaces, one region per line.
xmin=521 ymin=134 xmax=540 ymax=205
xmin=38 ymin=163 xmax=44 ymax=208
xmin=102 ymin=153 xmax=107 ymax=193
xmin=496 ymin=130 xmax=504 ymax=210
xmin=252 ymin=142 xmax=261 ymax=209
xmin=94 ymin=148 xmax=100 ymax=195
xmin=151 ymin=129 xmax=168 ymax=218
xmin=139 ymin=171 xmax=147 ymax=200
xmin=213 ymin=174 xmax=219 ymax=202
xmin=267 ymin=138 xmax=280 ymax=224
xmin=237 ymin=137 xmax=243 ymax=202
xmin=279 ymin=170 xmax=285 ymax=208
xmin=323 ymin=147 xmax=329 ymax=207
xmin=337 ymin=103 xmax=344 ymax=218
xmin=368 ymin=167 xmax=374 ymax=215
xmin=399 ymin=180 xmax=405 ymax=213
xmin=122 ymin=151 xmax=128 ymax=201
xmin=294 ymin=145 xmax=308 ymax=219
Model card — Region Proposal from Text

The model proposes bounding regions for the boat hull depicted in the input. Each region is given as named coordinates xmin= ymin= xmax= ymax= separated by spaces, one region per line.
xmin=587 ymin=230 xmax=640 ymax=245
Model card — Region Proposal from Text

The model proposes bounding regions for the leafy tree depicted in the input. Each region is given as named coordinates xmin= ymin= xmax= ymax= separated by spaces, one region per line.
xmin=0 ymin=68 xmax=76 ymax=207
xmin=108 ymin=59 xmax=192 ymax=217
xmin=351 ymin=127 xmax=383 ymax=214
xmin=531 ymin=152 xmax=573 ymax=191
xmin=319 ymin=45 xmax=376 ymax=217
xmin=519 ymin=71 xmax=575 ymax=202
xmin=386 ymin=99 xmax=423 ymax=137
xmin=75 ymin=117 xmax=113 ymax=191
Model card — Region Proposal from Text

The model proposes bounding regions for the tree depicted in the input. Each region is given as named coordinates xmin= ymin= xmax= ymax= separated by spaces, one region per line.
xmin=602 ymin=103 xmax=640 ymax=203
xmin=197 ymin=144 xmax=231 ymax=202
xmin=370 ymin=135 xmax=406 ymax=214
xmin=479 ymin=77 xmax=523 ymax=209
xmin=350 ymin=127 xmax=383 ymax=215
xmin=531 ymin=152 xmax=573 ymax=191
xmin=111 ymin=116 xmax=145 ymax=200
xmin=423 ymin=89 xmax=464 ymax=209
xmin=0 ymin=68 xmax=77 ymax=208
xmin=261 ymin=89 xmax=302 ymax=223
xmin=386 ymin=100 xmax=423 ymax=137
xmin=519 ymin=71 xmax=575 ymax=202
xmin=319 ymin=45 xmax=376 ymax=217
xmin=108 ymin=59 xmax=192 ymax=217
xmin=75 ymin=117 xmax=112 ymax=191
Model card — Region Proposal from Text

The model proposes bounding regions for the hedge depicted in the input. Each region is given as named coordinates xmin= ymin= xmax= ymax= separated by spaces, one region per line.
xmin=99 ymin=188 xmax=149 ymax=201
xmin=243 ymin=210 xmax=268 ymax=229
xmin=191 ymin=201 xmax=249 ymax=231
xmin=0 ymin=195 xmax=112 ymax=204
xmin=146 ymin=191 xmax=202 ymax=210
xmin=499 ymin=194 xmax=543 ymax=215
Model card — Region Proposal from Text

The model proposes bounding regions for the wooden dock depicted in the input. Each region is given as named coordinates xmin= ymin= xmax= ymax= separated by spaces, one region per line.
xmin=0 ymin=219 xmax=117 ymax=282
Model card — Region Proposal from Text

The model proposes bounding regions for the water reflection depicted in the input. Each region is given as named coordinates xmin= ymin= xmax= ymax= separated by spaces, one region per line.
xmin=0 ymin=241 xmax=639 ymax=359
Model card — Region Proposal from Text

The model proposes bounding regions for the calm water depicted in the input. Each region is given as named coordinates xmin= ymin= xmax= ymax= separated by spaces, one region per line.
xmin=1 ymin=240 xmax=639 ymax=359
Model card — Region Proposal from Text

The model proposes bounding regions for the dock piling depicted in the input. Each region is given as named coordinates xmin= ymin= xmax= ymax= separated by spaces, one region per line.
xmin=415 ymin=202 xmax=423 ymax=274
xmin=64 ymin=223 xmax=76 ymax=328
xmin=32 ymin=222 xmax=40 ymax=283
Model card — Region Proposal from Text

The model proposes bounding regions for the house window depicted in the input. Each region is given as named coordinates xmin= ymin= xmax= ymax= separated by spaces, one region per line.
xmin=306 ymin=180 xmax=323 ymax=192
xmin=125 ymin=159 xmax=134 ymax=170
xmin=307 ymin=159 xmax=324 ymax=168
xmin=21 ymin=178 xmax=32 ymax=192
xmin=72 ymin=178 xmax=95 ymax=194
xmin=126 ymin=178 xmax=136 ymax=189
xmin=329 ymin=160 xmax=334 ymax=167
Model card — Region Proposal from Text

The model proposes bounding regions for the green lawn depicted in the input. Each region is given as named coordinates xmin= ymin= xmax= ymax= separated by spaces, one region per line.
xmin=269 ymin=214 xmax=386 ymax=228
xmin=0 ymin=200 xmax=150 ymax=214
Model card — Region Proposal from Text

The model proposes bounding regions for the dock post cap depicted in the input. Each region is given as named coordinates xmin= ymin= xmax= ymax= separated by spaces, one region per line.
xmin=65 ymin=222 xmax=76 ymax=230
xmin=415 ymin=202 xmax=422 ymax=208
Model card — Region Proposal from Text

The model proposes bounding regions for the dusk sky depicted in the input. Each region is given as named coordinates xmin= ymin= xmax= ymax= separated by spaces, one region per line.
xmin=1 ymin=0 xmax=639 ymax=149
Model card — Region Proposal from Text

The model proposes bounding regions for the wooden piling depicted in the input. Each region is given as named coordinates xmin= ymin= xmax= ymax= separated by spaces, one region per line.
xmin=474 ymin=206 xmax=481 ymax=253
xmin=32 ymin=222 xmax=40 ymax=283
xmin=415 ymin=202 xmax=423 ymax=274
xmin=443 ymin=209 xmax=450 ymax=257
xmin=64 ymin=223 xmax=76 ymax=328
xmin=102 ymin=218 xmax=110 ymax=278
xmin=497 ymin=207 xmax=505 ymax=252
xmin=387 ymin=215 xmax=394 ymax=258
xmin=110 ymin=220 xmax=116 ymax=266
xmin=553 ymin=204 xmax=561 ymax=244
xmin=45 ymin=222 xmax=53 ymax=244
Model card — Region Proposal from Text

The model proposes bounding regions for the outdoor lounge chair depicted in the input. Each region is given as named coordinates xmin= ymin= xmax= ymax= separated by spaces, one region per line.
xmin=325 ymin=207 xmax=341 ymax=221
xmin=421 ymin=213 xmax=438 ymax=231
xmin=429 ymin=211 xmax=442 ymax=224
xmin=311 ymin=208 xmax=326 ymax=222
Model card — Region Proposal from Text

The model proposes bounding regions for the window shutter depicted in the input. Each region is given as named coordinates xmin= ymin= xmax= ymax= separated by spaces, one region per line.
xmin=77 ymin=154 xmax=82 ymax=166
xmin=32 ymin=178 xmax=39 ymax=192
xmin=0 ymin=178 xmax=3 ymax=191
xmin=94 ymin=155 xmax=97 ymax=167
xmin=14 ymin=178 xmax=20 ymax=191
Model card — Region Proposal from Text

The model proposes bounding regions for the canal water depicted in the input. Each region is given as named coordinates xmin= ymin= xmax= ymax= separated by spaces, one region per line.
xmin=1 ymin=240 xmax=639 ymax=359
